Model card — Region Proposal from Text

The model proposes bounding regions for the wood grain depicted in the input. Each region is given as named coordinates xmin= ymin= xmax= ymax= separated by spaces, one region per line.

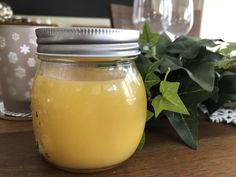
xmin=0 ymin=120 xmax=32 ymax=134
xmin=0 ymin=117 xmax=235 ymax=177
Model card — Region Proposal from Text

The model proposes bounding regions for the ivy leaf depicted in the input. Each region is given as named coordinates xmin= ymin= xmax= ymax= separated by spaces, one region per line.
xmin=167 ymin=36 xmax=202 ymax=59
xmin=147 ymin=110 xmax=154 ymax=122
xmin=156 ymin=34 xmax=172 ymax=57
xmin=144 ymin=61 xmax=161 ymax=98
xmin=159 ymin=48 xmax=217 ymax=92
xmin=160 ymin=55 xmax=183 ymax=73
xmin=216 ymin=43 xmax=236 ymax=72
xmin=167 ymin=36 xmax=219 ymax=59
xmin=165 ymin=111 xmax=198 ymax=149
xmin=198 ymin=39 xmax=219 ymax=48
xmin=152 ymin=81 xmax=189 ymax=118
xmin=218 ymin=42 xmax=236 ymax=57
xmin=166 ymin=71 xmax=217 ymax=149
xmin=139 ymin=22 xmax=159 ymax=47
xmin=197 ymin=48 xmax=223 ymax=63
xmin=136 ymin=132 xmax=146 ymax=152
xmin=203 ymin=87 xmax=222 ymax=115
xmin=136 ymin=55 xmax=152 ymax=78
xmin=184 ymin=61 xmax=215 ymax=92
xmin=137 ymin=60 xmax=161 ymax=98
xmin=139 ymin=23 xmax=159 ymax=58
xmin=178 ymin=73 xmax=217 ymax=107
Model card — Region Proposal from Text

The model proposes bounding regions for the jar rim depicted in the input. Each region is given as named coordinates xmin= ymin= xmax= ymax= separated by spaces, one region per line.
xmin=36 ymin=27 xmax=140 ymax=57
xmin=37 ymin=53 xmax=138 ymax=63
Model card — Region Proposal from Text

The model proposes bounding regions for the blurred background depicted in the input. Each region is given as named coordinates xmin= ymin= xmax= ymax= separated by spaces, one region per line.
xmin=1 ymin=0 xmax=236 ymax=41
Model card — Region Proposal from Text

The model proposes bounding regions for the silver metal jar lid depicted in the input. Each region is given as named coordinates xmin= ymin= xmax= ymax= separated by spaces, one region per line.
xmin=36 ymin=27 xmax=140 ymax=58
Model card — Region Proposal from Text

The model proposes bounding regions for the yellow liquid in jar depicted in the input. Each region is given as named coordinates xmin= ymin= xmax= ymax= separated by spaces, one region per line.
xmin=31 ymin=72 xmax=146 ymax=170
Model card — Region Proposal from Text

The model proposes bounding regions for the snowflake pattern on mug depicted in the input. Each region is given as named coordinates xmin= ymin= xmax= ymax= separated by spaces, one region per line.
xmin=0 ymin=35 xmax=6 ymax=48
xmin=27 ymin=57 xmax=36 ymax=67
xmin=8 ymin=51 xmax=18 ymax=64
xmin=20 ymin=44 xmax=30 ymax=55
xmin=14 ymin=66 xmax=26 ymax=78
xmin=12 ymin=33 xmax=20 ymax=41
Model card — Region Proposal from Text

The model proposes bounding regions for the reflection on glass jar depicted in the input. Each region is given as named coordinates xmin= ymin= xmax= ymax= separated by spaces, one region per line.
xmin=32 ymin=28 xmax=146 ymax=172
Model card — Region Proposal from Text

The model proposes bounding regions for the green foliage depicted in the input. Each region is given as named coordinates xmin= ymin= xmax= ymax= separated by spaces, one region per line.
xmin=165 ymin=112 xmax=198 ymax=149
xmin=139 ymin=22 xmax=159 ymax=58
xmin=140 ymin=22 xmax=159 ymax=47
xmin=143 ymin=61 xmax=161 ymax=99
xmin=137 ymin=24 xmax=236 ymax=150
xmin=146 ymin=110 xmax=154 ymax=122
xmin=216 ymin=42 xmax=236 ymax=72
xmin=136 ymin=132 xmax=146 ymax=152
xmin=152 ymin=69 xmax=189 ymax=118
xmin=218 ymin=42 xmax=236 ymax=57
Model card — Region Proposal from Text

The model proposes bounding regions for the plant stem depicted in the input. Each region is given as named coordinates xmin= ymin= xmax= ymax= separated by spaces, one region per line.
xmin=164 ymin=67 xmax=171 ymax=81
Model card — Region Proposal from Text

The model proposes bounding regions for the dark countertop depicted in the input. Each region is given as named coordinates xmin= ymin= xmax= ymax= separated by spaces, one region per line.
xmin=0 ymin=117 xmax=235 ymax=177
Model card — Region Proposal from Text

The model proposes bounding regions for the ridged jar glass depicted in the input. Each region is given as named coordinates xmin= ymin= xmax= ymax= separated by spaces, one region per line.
xmin=31 ymin=27 xmax=146 ymax=173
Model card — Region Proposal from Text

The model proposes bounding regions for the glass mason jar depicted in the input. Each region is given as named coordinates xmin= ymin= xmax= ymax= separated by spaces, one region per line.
xmin=32 ymin=28 xmax=147 ymax=172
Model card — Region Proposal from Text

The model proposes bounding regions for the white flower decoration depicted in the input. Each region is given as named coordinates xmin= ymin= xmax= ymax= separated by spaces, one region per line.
xmin=27 ymin=57 xmax=36 ymax=67
xmin=12 ymin=33 xmax=20 ymax=41
xmin=8 ymin=52 xmax=18 ymax=64
xmin=20 ymin=44 xmax=30 ymax=55
xmin=9 ymin=87 xmax=16 ymax=96
xmin=28 ymin=78 xmax=34 ymax=88
xmin=25 ymin=91 xmax=31 ymax=99
xmin=0 ymin=36 xmax=6 ymax=48
xmin=210 ymin=108 xmax=236 ymax=125
xmin=14 ymin=66 xmax=26 ymax=78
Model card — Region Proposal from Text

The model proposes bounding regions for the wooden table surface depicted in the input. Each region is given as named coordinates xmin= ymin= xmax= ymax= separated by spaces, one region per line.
xmin=0 ymin=117 xmax=235 ymax=177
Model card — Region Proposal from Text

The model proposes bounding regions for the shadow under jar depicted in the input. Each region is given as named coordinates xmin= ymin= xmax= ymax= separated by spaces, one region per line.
xmin=32 ymin=28 xmax=147 ymax=173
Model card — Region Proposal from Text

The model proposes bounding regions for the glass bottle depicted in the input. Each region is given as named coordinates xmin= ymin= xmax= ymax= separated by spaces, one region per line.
xmin=32 ymin=27 xmax=147 ymax=172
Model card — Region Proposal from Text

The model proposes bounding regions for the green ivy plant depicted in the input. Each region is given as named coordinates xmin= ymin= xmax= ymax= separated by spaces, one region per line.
xmin=136 ymin=23 xmax=236 ymax=150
